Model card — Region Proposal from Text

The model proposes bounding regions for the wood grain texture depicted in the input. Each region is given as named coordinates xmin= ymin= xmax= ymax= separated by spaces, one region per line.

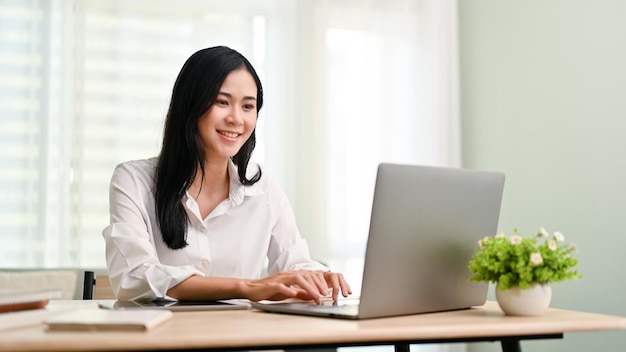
xmin=1 ymin=301 xmax=625 ymax=351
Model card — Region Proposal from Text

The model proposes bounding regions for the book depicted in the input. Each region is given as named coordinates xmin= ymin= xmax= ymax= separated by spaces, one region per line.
xmin=0 ymin=288 xmax=63 ymax=314
xmin=44 ymin=308 xmax=173 ymax=332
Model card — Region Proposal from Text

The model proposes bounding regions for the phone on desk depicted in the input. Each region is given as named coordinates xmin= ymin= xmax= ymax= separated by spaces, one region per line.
xmin=98 ymin=299 xmax=250 ymax=311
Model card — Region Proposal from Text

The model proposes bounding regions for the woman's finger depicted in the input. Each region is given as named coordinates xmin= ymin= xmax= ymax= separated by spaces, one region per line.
xmin=326 ymin=272 xmax=340 ymax=301
xmin=310 ymin=270 xmax=330 ymax=295
xmin=292 ymin=274 xmax=324 ymax=304
xmin=324 ymin=272 xmax=352 ymax=300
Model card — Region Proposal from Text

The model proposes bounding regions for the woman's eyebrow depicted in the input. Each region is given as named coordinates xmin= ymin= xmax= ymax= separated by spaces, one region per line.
xmin=218 ymin=91 xmax=257 ymax=101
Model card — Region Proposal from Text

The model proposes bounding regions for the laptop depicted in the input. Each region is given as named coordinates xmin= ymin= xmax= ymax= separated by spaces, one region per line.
xmin=251 ymin=163 xmax=505 ymax=319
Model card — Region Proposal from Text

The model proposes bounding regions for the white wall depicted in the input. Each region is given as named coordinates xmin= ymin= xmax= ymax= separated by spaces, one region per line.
xmin=459 ymin=0 xmax=626 ymax=351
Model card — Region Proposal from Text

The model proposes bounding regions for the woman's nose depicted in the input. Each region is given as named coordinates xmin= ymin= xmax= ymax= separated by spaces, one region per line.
xmin=226 ymin=107 xmax=243 ymax=124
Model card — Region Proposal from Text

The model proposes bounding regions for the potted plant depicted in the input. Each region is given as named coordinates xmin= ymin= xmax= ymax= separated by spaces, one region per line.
xmin=468 ymin=228 xmax=582 ymax=316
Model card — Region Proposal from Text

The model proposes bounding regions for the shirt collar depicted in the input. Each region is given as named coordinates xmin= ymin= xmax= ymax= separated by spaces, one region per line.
xmin=228 ymin=159 xmax=263 ymax=205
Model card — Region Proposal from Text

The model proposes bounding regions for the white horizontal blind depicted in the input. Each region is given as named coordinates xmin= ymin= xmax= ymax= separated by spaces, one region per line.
xmin=0 ymin=0 xmax=52 ymax=266
xmin=0 ymin=0 xmax=264 ymax=268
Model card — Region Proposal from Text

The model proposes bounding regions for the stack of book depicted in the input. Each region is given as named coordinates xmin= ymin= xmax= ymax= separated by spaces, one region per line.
xmin=0 ymin=288 xmax=62 ymax=313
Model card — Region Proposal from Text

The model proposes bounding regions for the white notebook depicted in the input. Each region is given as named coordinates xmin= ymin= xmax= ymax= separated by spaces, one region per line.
xmin=45 ymin=308 xmax=173 ymax=332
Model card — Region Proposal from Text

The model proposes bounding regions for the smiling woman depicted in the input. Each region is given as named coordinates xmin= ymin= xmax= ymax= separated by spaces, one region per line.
xmin=102 ymin=46 xmax=352 ymax=303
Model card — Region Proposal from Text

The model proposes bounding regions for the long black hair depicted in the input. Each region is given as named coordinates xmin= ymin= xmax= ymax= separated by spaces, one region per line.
xmin=155 ymin=46 xmax=263 ymax=249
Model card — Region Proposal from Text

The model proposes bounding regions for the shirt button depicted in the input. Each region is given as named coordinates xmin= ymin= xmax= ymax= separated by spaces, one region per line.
xmin=201 ymin=260 xmax=210 ymax=268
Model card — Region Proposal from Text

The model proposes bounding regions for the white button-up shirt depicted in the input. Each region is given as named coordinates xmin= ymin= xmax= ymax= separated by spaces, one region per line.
xmin=102 ymin=158 xmax=326 ymax=300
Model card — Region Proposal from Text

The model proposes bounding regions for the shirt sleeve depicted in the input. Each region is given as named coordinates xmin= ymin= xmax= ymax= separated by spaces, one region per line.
xmin=264 ymin=174 xmax=328 ymax=275
xmin=102 ymin=161 xmax=203 ymax=301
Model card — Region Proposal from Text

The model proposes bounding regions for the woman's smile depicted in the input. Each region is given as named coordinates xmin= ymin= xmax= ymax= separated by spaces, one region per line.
xmin=218 ymin=130 xmax=241 ymax=139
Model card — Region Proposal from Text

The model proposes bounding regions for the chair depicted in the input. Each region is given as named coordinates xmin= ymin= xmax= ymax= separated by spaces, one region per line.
xmin=82 ymin=271 xmax=115 ymax=300
xmin=1 ymin=269 xmax=79 ymax=299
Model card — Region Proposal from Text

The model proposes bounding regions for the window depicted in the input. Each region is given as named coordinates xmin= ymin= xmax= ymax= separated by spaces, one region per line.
xmin=284 ymin=1 xmax=461 ymax=288
xmin=0 ymin=0 xmax=460 ymax=283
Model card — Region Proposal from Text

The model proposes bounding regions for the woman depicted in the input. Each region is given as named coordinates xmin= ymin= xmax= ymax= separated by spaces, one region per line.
xmin=103 ymin=46 xmax=351 ymax=303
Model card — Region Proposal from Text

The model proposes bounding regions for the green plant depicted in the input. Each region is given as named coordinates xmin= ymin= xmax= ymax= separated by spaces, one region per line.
xmin=468 ymin=228 xmax=582 ymax=291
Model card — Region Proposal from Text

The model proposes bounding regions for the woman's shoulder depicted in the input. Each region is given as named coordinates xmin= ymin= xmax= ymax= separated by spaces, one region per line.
xmin=247 ymin=162 xmax=288 ymax=195
xmin=112 ymin=157 xmax=158 ymax=182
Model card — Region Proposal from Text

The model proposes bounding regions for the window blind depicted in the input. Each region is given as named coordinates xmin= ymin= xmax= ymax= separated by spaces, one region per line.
xmin=0 ymin=0 xmax=263 ymax=268
xmin=0 ymin=0 xmax=49 ymax=266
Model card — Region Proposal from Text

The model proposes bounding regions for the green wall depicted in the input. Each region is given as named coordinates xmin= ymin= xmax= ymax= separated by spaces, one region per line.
xmin=459 ymin=0 xmax=626 ymax=351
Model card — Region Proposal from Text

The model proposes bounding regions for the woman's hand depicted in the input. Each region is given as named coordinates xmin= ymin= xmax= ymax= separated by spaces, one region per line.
xmin=322 ymin=270 xmax=352 ymax=301
xmin=241 ymin=270 xmax=352 ymax=304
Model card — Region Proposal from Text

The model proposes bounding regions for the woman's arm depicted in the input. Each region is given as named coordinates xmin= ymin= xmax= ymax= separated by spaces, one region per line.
xmin=167 ymin=270 xmax=349 ymax=304
xmin=103 ymin=160 xmax=203 ymax=301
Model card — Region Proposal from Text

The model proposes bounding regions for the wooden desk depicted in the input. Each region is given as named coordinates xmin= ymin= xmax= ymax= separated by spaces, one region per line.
xmin=0 ymin=301 xmax=625 ymax=352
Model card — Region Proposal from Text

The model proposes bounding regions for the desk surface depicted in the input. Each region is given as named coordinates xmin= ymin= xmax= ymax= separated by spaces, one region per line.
xmin=1 ymin=301 xmax=625 ymax=351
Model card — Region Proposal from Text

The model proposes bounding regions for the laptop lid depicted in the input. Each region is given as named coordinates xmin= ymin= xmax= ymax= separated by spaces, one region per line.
xmin=252 ymin=163 xmax=505 ymax=319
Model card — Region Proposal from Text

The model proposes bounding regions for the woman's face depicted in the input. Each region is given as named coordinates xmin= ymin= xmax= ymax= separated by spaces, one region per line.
xmin=197 ymin=68 xmax=258 ymax=162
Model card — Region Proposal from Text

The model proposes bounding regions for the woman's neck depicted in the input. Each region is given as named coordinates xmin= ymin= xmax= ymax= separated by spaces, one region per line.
xmin=188 ymin=159 xmax=230 ymax=219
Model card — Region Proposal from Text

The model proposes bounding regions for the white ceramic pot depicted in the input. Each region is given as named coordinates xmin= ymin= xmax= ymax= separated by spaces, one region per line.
xmin=495 ymin=283 xmax=552 ymax=316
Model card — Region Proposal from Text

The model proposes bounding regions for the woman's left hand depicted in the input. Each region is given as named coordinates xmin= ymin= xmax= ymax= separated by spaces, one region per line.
xmin=242 ymin=269 xmax=352 ymax=304
xmin=321 ymin=270 xmax=352 ymax=301
xmin=289 ymin=270 xmax=352 ymax=302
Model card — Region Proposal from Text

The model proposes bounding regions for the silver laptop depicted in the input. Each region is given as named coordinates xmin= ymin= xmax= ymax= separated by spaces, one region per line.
xmin=251 ymin=163 xmax=505 ymax=319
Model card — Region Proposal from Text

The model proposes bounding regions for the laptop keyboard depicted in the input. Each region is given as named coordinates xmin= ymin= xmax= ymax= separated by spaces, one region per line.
xmin=319 ymin=298 xmax=360 ymax=307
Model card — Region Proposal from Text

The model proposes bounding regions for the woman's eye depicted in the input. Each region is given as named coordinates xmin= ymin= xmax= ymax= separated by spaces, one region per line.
xmin=216 ymin=99 xmax=228 ymax=106
xmin=243 ymin=104 xmax=255 ymax=110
